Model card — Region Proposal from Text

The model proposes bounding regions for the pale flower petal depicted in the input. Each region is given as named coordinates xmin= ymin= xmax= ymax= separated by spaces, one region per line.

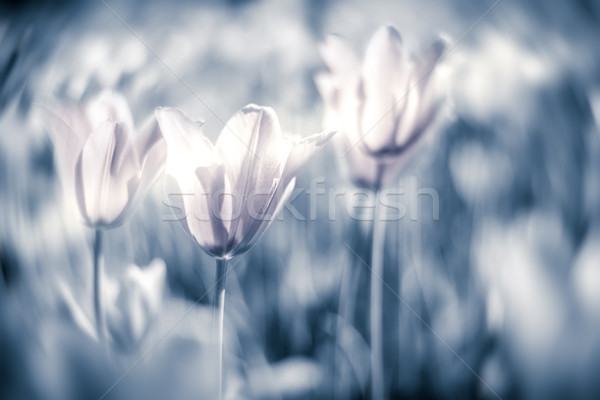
xmin=135 ymin=116 xmax=164 ymax=159
xmin=131 ymin=116 xmax=168 ymax=206
xmin=81 ymin=121 xmax=130 ymax=225
xmin=163 ymin=174 xmax=194 ymax=239
xmin=360 ymin=25 xmax=406 ymax=153
xmin=194 ymin=164 xmax=230 ymax=255
xmin=216 ymin=105 xmax=291 ymax=248
xmin=234 ymin=130 xmax=334 ymax=253
xmin=318 ymin=34 xmax=360 ymax=77
xmin=215 ymin=104 xmax=284 ymax=191
xmin=106 ymin=259 xmax=166 ymax=351
xmin=183 ymin=170 xmax=222 ymax=254
xmin=86 ymin=90 xmax=134 ymax=132
xmin=281 ymin=130 xmax=336 ymax=185
xmin=233 ymin=177 xmax=296 ymax=257
xmin=314 ymin=72 xmax=336 ymax=107
xmin=51 ymin=103 xmax=92 ymax=141
xmin=43 ymin=106 xmax=86 ymax=206
xmin=413 ymin=39 xmax=446 ymax=94
xmin=394 ymin=80 xmax=422 ymax=147
xmin=155 ymin=107 xmax=213 ymax=192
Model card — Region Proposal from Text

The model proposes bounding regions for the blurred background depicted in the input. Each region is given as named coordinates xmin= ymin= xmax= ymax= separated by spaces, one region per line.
xmin=2 ymin=0 xmax=600 ymax=399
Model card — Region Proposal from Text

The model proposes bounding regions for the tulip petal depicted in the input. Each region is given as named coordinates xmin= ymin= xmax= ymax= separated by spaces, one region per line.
xmin=43 ymin=106 xmax=87 ymax=207
xmin=86 ymin=90 xmax=134 ymax=132
xmin=183 ymin=169 xmax=224 ymax=256
xmin=316 ymin=36 xmax=362 ymax=148
xmin=360 ymin=25 xmax=406 ymax=153
xmin=106 ymin=142 xmax=167 ymax=228
xmin=155 ymin=107 xmax=213 ymax=191
xmin=281 ymin=130 xmax=336 ymax=186
xmin=137 ymin=140 xmax=167 ymax=196
xmin=100 ymin=132 xmax=165 ymax=229
xmin=314 ymin=72 xmax=337 ymax=110
xmin=231 ymin=176 xmax=280 ymax=252
xmin=412 ymin=40 xmax=446 ymax=135
xmin=81 ymin=120 xmax=131 ymax=225
xmin=395 ymin=40 xmax=445 ymax=148
xmin=127 ymin=116 xmax=167 ymax=209
xmin=233 ymin=177 xmax=296 ymax=257
xmin=394 ymin=81 xmax=422 ymax=147
xmin=49 ymin=103 xmax=92 ymax=141
xmin=215 ymin=104 xmax=283 ymax=190
xmin=315 ymin=73 xmax=345 ymax=148
xmin=156 ymin=107 xmax=228 ymax=251
xmin=109 ymin=122 xmax=140 ymax=180
xmin=163 ymin=174 xmax=194 ymax=239
xmin=195 ymin=164 xmax=230 ymax=255
xmin=136 ymin=116 xmax=164 ymax=160
xmin=336 ymin=75 xmax=363 ymax=148
xmin=318 ymin=34 xmax=359 ymax=76
xmin=317 ymin=36 xmax=362 ymax=145
xmin=74 ymin=154 xmax=90 ymax=222
xmin=234 ymin=130 xmax=334 ymax=253
xmin=155 ymin=107 xmax=211 ymax=164
xmin=106 ymin=259 xmax=166 ymax=351
xmin=413 ymin=39 xmax=446 ymax=94
xmin=216 ymin=105 xmax=291 ymax=250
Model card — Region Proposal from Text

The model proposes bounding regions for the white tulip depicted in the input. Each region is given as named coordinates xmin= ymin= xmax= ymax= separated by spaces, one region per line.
xmin=316 ymin=25 xmax=446 ymax=190
xmin=44 ymin=90 xmax=167 ymax=227
xmin=156 ymin=104 xmax=334 ymax=258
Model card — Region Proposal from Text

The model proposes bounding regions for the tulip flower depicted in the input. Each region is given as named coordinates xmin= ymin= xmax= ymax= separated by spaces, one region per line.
xmin=44 ymin=90 xmax=167 ymax=227
xmin=316 ymin=25 xmax=445 ymax=191
xmin=316 ymin=25 xmax=446 ymax=400
xmin=44 ymin=90 xmax=167 ymax=344
xmin=156 ymin=104 xmax=334 ymax=399
xmin=105 ymin=259 xmax=166 ymax=352
xmin=59 ymin=259 xmax=166 ymax=352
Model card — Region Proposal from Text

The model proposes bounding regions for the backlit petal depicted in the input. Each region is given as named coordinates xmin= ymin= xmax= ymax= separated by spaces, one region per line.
xmin=281 ymin=130 xmax=336 ymax=186
xmin=360 ymin=25 xmax=406 ymax=152
xmin=81 ymin=120 xmax=130 ymax=225
xmin=233 ymin=177 xmax=296 ymax=257
xmin=86 ymin=90 xmax=134 ymax=132
xmin=195 ymin=164 xmax=230 ymax=255
xmin=318 ymin=34 xmax=359 ymax=76
xmin=155 ymin=107 xmax=213 ymax=192
xmin=216 ymin=105 xmax=290 ymax=249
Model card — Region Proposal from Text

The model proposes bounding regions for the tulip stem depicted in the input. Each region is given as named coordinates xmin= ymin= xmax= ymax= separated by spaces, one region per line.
xmin=370 ymin=192 xmax=386 ymax=400
xmin=93 ymin=228 xmax=106 ymax=345
xmin=213 ymin=257 xmax=228 ymax=400
xmin=0 ymin=263 xmax=5 ymax=295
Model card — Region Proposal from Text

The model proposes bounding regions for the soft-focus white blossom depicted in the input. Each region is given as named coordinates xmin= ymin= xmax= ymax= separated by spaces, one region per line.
xmin=44 ymin=91 xmax=167 ymax=227
xmin=58 ymin=259 xmax=166 ymax=349
xmin=316 ymin=25 xmax=446 ymax=190
xmin=156 ymin=104 xmax=334 ymax=258
xmin=105 ymin=259 xmax=166 ymax=351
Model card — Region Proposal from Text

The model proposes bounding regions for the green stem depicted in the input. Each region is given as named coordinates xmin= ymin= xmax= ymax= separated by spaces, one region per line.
xmin=93 ymin=228 xmax=105 ymax=345
xmin=213 ymin=258 xmax=228 ymax=400
xmin=370 ymin=191 xmax=386 ymax=400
